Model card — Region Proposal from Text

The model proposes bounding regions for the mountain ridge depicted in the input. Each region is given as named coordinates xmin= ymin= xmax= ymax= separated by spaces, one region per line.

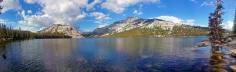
xmin=92 ymin=17 xmax=208 ymax=37
xmin=39 ymin=24 xmax=83 ymax=38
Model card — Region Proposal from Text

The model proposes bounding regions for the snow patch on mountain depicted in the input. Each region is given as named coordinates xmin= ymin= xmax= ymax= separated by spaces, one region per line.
xmin=39 ymin=24 xmax=83 ymax=38
xmin=93 ymin=17 xmax=185 ymax=36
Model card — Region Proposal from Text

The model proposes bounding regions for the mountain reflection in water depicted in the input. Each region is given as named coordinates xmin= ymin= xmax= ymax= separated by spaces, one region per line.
xmin=0 ymin=36 xmax=218 ymax=72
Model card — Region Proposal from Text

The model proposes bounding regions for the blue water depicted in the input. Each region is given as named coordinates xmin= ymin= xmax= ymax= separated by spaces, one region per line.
xmin=0 ymin=37 xmax=211 ymax=72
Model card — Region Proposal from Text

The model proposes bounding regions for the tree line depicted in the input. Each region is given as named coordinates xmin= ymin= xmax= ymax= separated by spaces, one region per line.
xmin=0 ymin=23 xmax=71 ymax=42
xmin=0 ymin=24 xmax=34 ymax=40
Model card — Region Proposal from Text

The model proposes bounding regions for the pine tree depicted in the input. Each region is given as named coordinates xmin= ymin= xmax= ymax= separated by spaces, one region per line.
xmin=208 ymin=0 xmax=225 ymax=48
xmin=0 ymin=0 xmax=2 ymax=14
xmin=0 ymin=0 xmax=3 ymax=39
xmin=233 ymin=10 xmax=236 ymax=34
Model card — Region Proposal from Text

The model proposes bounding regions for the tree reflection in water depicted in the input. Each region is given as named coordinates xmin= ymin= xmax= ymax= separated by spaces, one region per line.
xmin=209 ymin=46 xmax=227 ymax=72
xmin=0 ymin=42 xmax=7 ymax=60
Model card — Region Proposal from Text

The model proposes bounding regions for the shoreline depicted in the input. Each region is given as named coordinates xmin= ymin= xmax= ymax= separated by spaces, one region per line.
xmin=0 ymin=38 xmax=13 ymax=44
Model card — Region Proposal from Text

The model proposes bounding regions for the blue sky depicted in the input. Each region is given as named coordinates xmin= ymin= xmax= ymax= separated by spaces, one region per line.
xmin=0 ymin=0 xmax=235 ymax=32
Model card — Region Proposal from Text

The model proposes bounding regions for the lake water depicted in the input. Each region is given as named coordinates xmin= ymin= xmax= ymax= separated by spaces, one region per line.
xmin=0 ymin=36 xmax=213 ymax=72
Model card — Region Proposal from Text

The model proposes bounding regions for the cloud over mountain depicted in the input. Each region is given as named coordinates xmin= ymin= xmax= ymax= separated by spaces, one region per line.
xmin=156 ymin=16 xmax=196 ymax=26
xmin=0 ymin=0 xmax=160 ymax=31
xmin=101 ymin=0 xmax=159 ymax=13
xmin=23 ymin=0 xmax=88 ymax=24
xmin=1 ymin=0 xmax=235 ymax=32
xmin=1 ymin=0 xmax=21 ymax=13
xmin=223 ymin=21 xmax=234 ymax=31
xmin=20 ymin=0 xmax=159 ymax=25
xmin=17 ymin=0 xmax=89 ymax=31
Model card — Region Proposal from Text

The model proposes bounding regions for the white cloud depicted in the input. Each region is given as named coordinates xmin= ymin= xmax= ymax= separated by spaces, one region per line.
xmin=2 ymin=0 xmax=161 ymax=31
xmin=87 ymin=0 xmax=102 ymax=10
xmin=133 ymin=5 xmax=143 ymax=16
xmin=201 ymin=1 xmax=214 ymax=7
xmin=156 ymin=16 xmax=196 ymax=25
xmin=17 ymin=10 xmax=54 ymax=31
xmin=91 ymin=12 xmax=110 ymax=28
xmin=190 ymin=0 xmax=196 ymax=2
xmin=189 ymin=0 xmax=198 ymax=3
xmin=24 ymin=0 xmax=36 ymax=4
xmin=16 ymin=21 xmax=45 ymax=32
xmin=223 ymin=21 xmax=234 ymax=31
xmin=101 ymin=0 xmax=159 ymax=13
xmin=185 ymin=19 xmax=195 ymax=26
xmin=0 ymin=19 xmax=15 ymax=26
xmin=1 ymin=0 xmax=21 ymax=13
xmin=98 ymin=24 xmax=108 ymax=28
xmin=133 ymin=10 xmax=143 ymax=15
xmin=0 ymin=19 xmax=24 ymax=31
xmin=17 ymin=0 xmax=89 ymax=31
xmin=156 ymin=16 xmax=183 ymax=23
xmin=20 ymin=11 xmax=54 ymax=26
xmin=27 ymin=10 xmax=33 ymax=14
xmin=36 ymin=0 xmax=88 ymax=24
xmin=91 ymin=12 xmax=110 ymax=20
xmin=0 ymin=19 xmax=8 ymax=24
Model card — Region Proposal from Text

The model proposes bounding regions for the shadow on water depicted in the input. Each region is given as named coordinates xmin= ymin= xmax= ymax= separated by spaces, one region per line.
xmin=209 ymin=46 xmax=227 ymax=72
xmin=0 ymin=42 xmax=8 ymax=60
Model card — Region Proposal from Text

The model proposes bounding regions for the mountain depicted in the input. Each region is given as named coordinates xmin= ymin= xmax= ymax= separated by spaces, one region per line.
xmin=39 ymin=24 xmax=83 ymax=38
xmin=93 ymin=17 xmax=208 ymax=37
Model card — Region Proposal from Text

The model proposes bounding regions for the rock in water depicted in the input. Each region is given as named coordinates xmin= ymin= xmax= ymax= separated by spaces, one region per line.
xmin=230 ymin=49 xmax=236 ymax=58
xmin=39 ymin=24 xmax=83 ymax=38
xmin=230 ymin=65 xmax=236 ymax=72
xmin=195 ymin=40 xmax=210 ymax=47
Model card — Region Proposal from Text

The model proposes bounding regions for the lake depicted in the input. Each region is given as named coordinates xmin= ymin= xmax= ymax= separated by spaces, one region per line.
xmin=0 ymin=36 xmax=213 ymax=72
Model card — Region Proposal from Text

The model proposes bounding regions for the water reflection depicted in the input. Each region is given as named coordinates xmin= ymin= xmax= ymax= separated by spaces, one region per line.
xmin=0 ymin=42 xmax=7 ymax=60
xmin=0 ymin=37 xmax=212 ymax=72
xmin=0 ymin=42 xmax=8 ymax=72
xmin=209 ymin=46 xmax=227 ymax=72
xmin=0 ymin=46 xmax=6 ymax=59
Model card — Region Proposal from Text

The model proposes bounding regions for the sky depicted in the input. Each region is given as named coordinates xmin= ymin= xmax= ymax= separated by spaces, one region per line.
xmin=0 ymin=0 xmax=235 ymax=32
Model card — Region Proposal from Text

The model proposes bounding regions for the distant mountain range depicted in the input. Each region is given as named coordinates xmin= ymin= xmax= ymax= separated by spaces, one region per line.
xmin=39 ymin=24 xmax=83 ymax=38
xmin=39 ymin=17 xmax=208 ymax=38
xmin=92 ymin=17 xmax=208 ymax=37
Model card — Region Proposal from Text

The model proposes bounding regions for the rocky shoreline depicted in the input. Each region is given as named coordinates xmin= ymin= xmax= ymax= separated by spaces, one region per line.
xmin=195 ymin=36 xmax=235 ymax=48
xmin=0 ymin=38 xmax=13 ymax=44
xmin=195 ymin=36 xmax=236 ymax=71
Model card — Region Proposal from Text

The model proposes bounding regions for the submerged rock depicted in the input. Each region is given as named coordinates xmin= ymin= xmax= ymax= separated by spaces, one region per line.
xmin=227 ymin=40 xmax=236 ymax=47
xmin=195 ymin=36 xmax=236 ymax=48
xmin=230 ymin=49 xmax=236 ymax=58
xmin=195 ymin=40 xmax=210 ymax=47
xmin=230 ymin=65 xmax=236 ymax=72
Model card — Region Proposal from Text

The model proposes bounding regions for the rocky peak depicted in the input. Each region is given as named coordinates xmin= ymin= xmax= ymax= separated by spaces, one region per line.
xmin=93 ymin=17 xmax=185 ymax=36
xmin=39 ymin=24 xmax=83 ymax=38
xmin=126 ymin=16 xmax=139 ymax=22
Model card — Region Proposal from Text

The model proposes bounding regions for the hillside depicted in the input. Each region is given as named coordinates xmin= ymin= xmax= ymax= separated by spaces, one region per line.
xmin=39 ymin=24 xmax=83 ymax=38
xmin=104 ymin=25 xmax=208 ymax=37
xmin=92 ymin=17 xmax=208 ymax=37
